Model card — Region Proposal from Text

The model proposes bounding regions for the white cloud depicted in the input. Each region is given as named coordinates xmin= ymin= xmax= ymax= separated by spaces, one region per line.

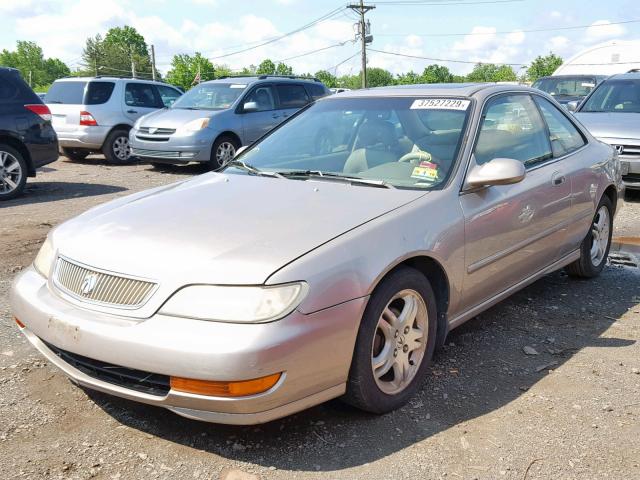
xmin=449 ymin=26 xmax=526 ymax=73
xmin=585 ymin=20 xmax=626 ymax=41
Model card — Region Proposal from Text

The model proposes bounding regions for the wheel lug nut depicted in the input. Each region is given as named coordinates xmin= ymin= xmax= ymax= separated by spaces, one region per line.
xmin=394 ymin=331 xmax=399 ymax=338
xmin=404 ymin=326 xmax=409 ymax=334
xmin=403 ymin=345 xmax=409 ymax=353
xmin=393 ymin=349 xmax=398 ymax=357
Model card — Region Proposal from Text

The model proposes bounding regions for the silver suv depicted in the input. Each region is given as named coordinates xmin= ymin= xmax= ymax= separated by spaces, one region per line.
xmin=46 ymin=77 xmax=182 ymax=163
xmin=129 ymin=75 xmax=330 ymax=169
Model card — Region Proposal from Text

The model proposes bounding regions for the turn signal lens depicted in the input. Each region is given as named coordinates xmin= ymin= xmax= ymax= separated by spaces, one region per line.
xmin=170 ymin=373 xmax=282 ymax=397
xmin=14 ymin=317 xmax=25 ymax=328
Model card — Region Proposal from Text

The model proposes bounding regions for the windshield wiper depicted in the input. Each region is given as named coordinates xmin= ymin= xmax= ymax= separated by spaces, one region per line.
xmin=276 ymin=170 xmax=395 ymax=189
xmin=226 ymin=160 xmax=285 ymax=179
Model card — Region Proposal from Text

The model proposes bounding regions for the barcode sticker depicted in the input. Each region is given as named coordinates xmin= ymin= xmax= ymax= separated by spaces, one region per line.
xmin=410 ymin=98 xmax=470 ymax=110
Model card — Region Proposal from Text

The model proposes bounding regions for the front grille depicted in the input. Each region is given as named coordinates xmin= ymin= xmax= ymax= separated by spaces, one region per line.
xmin=137 ymin=127 xmax=176 ymax=135
xmin=43 ymin=340 xmax=170 ymax=396
xmin=616 ymin=144 xmax=640 ymax=158
xmin=623 ymin=173 xmax=640 ymax=182
xmin=131 ymin=148 xmax=183 ymax=159
xmin=53 ymin=257 xmax=157 ymax=309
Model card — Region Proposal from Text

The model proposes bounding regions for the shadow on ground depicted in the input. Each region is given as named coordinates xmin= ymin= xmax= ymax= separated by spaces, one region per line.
xmin=84 ymin=261 xmax=638 ymax=472
xmin=4 ymin=181 xmax=127 ymax=207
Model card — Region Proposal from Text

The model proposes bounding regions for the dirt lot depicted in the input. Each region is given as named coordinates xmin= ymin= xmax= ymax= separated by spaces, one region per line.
xmin=1 ymin=157 xmax=639 ymax=480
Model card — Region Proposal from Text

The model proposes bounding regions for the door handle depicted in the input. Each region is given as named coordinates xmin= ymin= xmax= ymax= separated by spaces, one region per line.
xmin=127 ymin=109 xmax=138 ymax=114
xmin=551 ymin=173 xmax=566 ymax=186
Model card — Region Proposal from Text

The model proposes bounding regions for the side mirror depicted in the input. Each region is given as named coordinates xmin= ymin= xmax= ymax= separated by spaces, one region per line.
xmin=466 ymin=158 xmax=526 ymax=188
xmin=566 ymin=101 xmax=579 ymax=112
xmin=243 ymin=101 xmax=258 ymax=112
xmin=234 ymin=146 xmax=248 ymax=158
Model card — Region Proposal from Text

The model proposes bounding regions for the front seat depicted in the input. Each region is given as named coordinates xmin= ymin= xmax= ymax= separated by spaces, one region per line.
xmin=343 ymin=119 xmax=399 ymax=174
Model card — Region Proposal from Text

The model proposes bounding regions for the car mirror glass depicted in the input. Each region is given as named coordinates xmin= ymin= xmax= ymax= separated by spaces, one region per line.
xmin=243 ymin=101 xmax=258 ymax=112
xmin=466 ymin=158 xmax=526 ymax=188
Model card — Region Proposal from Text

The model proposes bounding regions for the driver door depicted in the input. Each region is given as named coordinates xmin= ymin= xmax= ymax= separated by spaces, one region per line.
xmin=240 ymin=84 xmax=280 ymax=144
xmin=459 ymin=93 xmax=572 ymax=308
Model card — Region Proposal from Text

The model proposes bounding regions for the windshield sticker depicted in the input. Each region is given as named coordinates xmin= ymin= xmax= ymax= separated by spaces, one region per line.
xmin=411 ymin=165 xmax=439 ymax=182
xmin=581 ymin=82 xmax=595 ymax=87
xmin=230 ymin=84 xmax=247 ymax=89
xmin=410 ymin=98 xmax=470 ymax=110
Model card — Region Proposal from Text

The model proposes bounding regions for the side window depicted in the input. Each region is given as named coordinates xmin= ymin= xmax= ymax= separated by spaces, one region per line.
xmin=156 ymin=85 xmax=181 ymax=107
xmin=243 ymin=85 xmax=275 ymax=112
xmin=475 ymin=94 xmax=552 ymax=166
xmin=85 ymin=82 xmax=115 ymax=105
xmin=125 ymin=83 xmax=161 ymax=108
xmin=533 ymin=96 xmax=586 ymax=157
xmin=276 ymin=84 xmax=310 ymax=109
xmin=305 ymin=83 xmax=329 ymax=101
xmin=0 ymin=74 xmax=19 ymax=103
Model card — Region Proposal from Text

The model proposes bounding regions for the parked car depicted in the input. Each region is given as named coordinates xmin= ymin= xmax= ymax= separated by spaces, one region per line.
xmin=46 ymin=77 xmax=182 ymax=164
xmin=573 ymin=71 xmax=640 ymax=190
xmin=129 ymin=75 xmax=331 ymax=169
xmin=532 ymin=74 xmax=606 ymax=106
xmin=11 ymin=84 xmax=622 ymax=424
xmin=0 ymin=67 xmax=58 ymax=200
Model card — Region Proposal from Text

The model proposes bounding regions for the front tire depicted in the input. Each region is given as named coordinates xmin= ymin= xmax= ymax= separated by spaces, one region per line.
xmin=210 ymin=135 xmax=239 ymax=171
xmin=61 ymin=147 xmax=89 ymax=161
xmin=0 ymin=143 xmax=27 ymax=201
xmin=565 ymin=195 xmax=613 ymax=278
xmin=102 ymin=129 xmax=133 ymax=164
xmin=343 ymin=266 xmax=437 ymax=414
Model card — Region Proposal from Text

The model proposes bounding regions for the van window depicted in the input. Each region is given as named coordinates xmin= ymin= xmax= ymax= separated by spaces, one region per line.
xmin=85 ymin=82 xmax=115 ymax=105
xmin=305 ymin=83 xmax=329 ymax=101
xmin=276 ymin=84 xmax=309 ymax=109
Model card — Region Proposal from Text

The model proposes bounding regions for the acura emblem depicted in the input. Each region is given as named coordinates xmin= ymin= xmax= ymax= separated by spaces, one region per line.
xmin=148 ymin=127 xmax=157 ymax=134
xmin=614 ymin=145 xmax=625 ymax=155
xmin=80 ymin=273 xmax=98 ymax=296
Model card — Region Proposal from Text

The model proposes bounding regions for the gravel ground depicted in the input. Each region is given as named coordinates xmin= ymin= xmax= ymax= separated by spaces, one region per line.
xmin=1 ymin=156 xmax=639 ymax=480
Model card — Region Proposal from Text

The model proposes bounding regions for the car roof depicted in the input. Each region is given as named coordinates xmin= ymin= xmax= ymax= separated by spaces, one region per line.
xmin=535 ymin=74 xmax=603 ymax=80
xmin=53 ymin=76 xmax=168 ymax=85
xmin=329 ymin=82 xmax=534 ymax=99
xmin=203 ymin=75 xmax=322 ymax=86
xmin=607 ymin=72 xmax=640 ymax=80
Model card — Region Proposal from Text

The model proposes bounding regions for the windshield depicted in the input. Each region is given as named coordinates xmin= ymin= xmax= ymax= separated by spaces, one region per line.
xmin=226 ymin=97 xmax=471 ymax=190
xmin=580 ymin=79 xmax=640 ymax=113
xmin=532 ymin=77 xmax=597 ymax=98
xmin=172 ymin=83 xmax=246 ymax=110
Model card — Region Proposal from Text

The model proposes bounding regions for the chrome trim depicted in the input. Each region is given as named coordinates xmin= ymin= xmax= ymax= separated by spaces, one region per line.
xmin=53 ymin=256 xmax=158 ymax=309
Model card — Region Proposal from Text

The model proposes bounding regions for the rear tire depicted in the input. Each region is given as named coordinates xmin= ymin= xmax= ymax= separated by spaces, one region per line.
xmin=565 ymin=195 xmax=613 ymax=278
xmin=102 ymin=129 xmax=133 ymax=164
xmin=62 ymin=147 xmax=89 ymax=161
xmin=210 ymin=135 xmax=239 ymax=171
xmin=342 ymin=266 xmax=437 ymax=414
xmin=0 ymin=143 xmax=27 ymax=201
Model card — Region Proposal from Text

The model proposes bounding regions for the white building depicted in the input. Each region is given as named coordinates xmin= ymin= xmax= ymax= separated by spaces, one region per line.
xmin=553 ymin=40 xmax=640 ymax=76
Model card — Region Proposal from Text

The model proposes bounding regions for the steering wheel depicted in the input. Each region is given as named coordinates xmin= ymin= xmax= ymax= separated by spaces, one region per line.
xmin=399 ymin=150 xmax=434 ymax=164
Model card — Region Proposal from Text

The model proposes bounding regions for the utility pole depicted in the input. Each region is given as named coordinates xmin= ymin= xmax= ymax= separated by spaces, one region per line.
xmin=150 ymin=44 xmax=156 ymax=81
xmin=130 ymin=47 xmax=136 ymax=78
xmin=348 ymin=0 xmax=374 ymax=88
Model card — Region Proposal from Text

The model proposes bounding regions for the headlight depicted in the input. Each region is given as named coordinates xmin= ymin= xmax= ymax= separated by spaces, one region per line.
xmin=33 ymin=237 xmax=55 ymax=278
xmin=159 ymin=283 xmax=308 ymax=323
xmin=182 ymin=118 xmax=210 ymax=132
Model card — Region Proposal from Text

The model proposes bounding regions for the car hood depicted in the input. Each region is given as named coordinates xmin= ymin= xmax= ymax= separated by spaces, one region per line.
xmin=52 ymin=173 xmax=425 ymax=287
xmin=574 ymin=112 xmax=640 ymax=141
xmin=139 ymin=107 xmax=227 ymax=129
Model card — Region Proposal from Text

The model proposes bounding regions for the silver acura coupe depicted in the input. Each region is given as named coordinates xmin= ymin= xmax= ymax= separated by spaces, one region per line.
xmin=11 ymin=83 xmax=623 ymax=425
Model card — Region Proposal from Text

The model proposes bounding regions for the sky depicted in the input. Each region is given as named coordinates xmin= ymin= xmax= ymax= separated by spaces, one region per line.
xmin=0 ymin=0 xmax=639 ymax=77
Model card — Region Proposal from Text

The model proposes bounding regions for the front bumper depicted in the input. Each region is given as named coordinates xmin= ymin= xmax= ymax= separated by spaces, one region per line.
xmin=55 ymin=125 xmax=111 ymax=150
xmin=129 ymin=129 xmax=215 ymax=163
xmin=11 ymin=267 xmax=367 ymax=424
xmin=620 ymin=157 xmax=640 ymax=190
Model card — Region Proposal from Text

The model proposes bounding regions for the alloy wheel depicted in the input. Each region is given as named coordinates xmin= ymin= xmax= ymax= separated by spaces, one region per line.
xmin=371 ymin=289 xmax=429 ymax=395
xmin=113 ymin=136 xmax=131 ymax=161
xmin=590 ymin=205 xmax=610 ymax=266
xmin=0 ymin=150 xmax=22 ymax=195
xmin=215 ymin=141 xmax=236 ymax=167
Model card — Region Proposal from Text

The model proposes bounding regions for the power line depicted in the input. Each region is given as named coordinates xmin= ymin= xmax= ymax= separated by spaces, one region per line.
xmin=373 ymin=0 xmax=523 ymax=4
xmin=325 ymin=51 xmax=361 ymax=74
xmin=275 ymin=40 xmax=354 ymax=62
xmin=368 ymin=47 xmax=526 ymax=65
xmin=377 ymin=18 xmax=640 ymax=37
xmin=206 ymin=5 xmax=346 ymax=61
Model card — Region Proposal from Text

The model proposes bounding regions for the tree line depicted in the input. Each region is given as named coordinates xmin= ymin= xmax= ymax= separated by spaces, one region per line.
xmin=0 ymin=25 xmax=563 ymax=92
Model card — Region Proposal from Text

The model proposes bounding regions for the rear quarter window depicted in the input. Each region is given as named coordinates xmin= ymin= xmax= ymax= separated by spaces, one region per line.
xmin=85 ymin=82 xmax=115 ymax=105
xmin=305 ymin=83 xmax=329 ymax=101
xmin=0 ymin=73 xmax=20 ymax=103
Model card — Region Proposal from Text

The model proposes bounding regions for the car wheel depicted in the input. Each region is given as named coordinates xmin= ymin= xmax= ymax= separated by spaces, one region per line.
xmin=102 ymin=129 xmax=133 ymax=164
xmin=62 ymin=147 xmax=89 ymax=161
xmin=0 ymin=143 xmax=27 ymax=201
xmin=343 ymin=266 xmax=437 ymax=414
xmin=565 ymin=195 xmax=613 ymax=278
xmin=210 ymin=135 xmax=239 ymax=171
